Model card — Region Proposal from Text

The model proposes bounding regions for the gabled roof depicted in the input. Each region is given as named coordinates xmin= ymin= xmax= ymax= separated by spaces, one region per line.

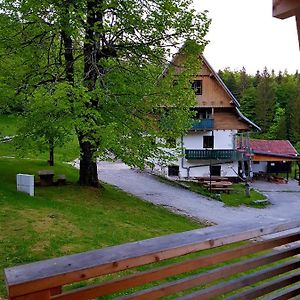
xmin=201 ymin=56 xmax=261 ymax=131
xmin=161 ymin=44 xmax=260 ymax=131
xmin=201 ymin=56 xmax=240 ymax=108
xmin=250 ymin=139 xmax=298 ymax=157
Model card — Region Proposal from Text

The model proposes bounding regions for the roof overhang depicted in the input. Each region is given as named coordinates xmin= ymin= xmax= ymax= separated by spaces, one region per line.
xmin=252 ymin=151 xmax=300 ymax=161
xmin=273 ymin=0 xmax=300 ymax=49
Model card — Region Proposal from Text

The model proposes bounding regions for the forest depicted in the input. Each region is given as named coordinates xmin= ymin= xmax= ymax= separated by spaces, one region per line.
xmin=218 ymin=67 xmax=300 ymax=151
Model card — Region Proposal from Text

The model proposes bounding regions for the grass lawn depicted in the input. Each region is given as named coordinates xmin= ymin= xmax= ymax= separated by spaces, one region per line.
xmin=0 ymin=114 xmax=19 ymax=136
xmin=177 ymin=181 xmax=268 ymax=208
xmin=0 ymin=157 xmax=203 ymax=298
xmin=0 ymin=114 xmax=79 ymax=162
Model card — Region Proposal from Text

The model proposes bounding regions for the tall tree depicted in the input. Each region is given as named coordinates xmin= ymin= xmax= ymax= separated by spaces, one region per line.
xmin=289 ymin=75 xmax=300 ymax=144
xmin=0 ymin=0 xmax=210 ymax=186
xmin=255 ymin=67 xmax=276 ymax=132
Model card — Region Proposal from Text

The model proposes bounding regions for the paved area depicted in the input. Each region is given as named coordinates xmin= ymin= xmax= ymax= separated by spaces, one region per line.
xmin=97 ymin=161 xmax=300 ymax=226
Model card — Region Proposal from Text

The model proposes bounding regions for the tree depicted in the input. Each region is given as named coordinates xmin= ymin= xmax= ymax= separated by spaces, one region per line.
xmin=239 ymin=86 xmax=257 ymax=122
xmin=255 ymin=67 xmax=276 ymax=133
xmin=268 ymin=105 xmax=287 ymax=140
xmin=0 ymin=0 xmax=210 ymax=186
xmin=289 ymin=75 xmax=300 ymax=144
xmin=14 ymin=83 xmax=73 ymax=166
xmin=218 ymin=68 xmax=240 ymax=99
xmin=238 ymin=67 xmax=250 ymax=96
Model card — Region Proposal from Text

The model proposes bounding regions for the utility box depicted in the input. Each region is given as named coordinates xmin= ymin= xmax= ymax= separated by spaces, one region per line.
xmin=16 ymin=174 xmax=34 ymax=196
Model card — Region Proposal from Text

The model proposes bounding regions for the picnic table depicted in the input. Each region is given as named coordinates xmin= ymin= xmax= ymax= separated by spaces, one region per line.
xmin=203 ymin=181 xmax=233 ymax=193
xmin=38 ymin=170 xmax=54 ymax=186
xmin=196 ymin=176 xmax=229 ymax=182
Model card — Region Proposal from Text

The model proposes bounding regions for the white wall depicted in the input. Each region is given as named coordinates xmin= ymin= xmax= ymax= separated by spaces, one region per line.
xmin=182 ymin=130 xmax=236 ymax=150
xmin=214 ymin=130 xmax=237 ymax=149
xmin=178 ymin=161 xmax=239 ymax=178
xmin=251 ymin=161 xmax=268 ymax=173
xmin=153 ymin=129 xmax=239 ymax=179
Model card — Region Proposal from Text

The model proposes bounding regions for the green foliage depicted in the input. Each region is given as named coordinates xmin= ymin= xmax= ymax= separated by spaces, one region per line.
xmin=0 ymin=0 xmax=211 ymax=184
xmin=0 ymin=114 xmax=79 ymax=162
xmin=268 ymin=105 xmax=287 ymax=140
xmin=0 ymin=157 xmax=201 ymax=297
xmin=255 ymin=68 xmax=276 ymax=132
xmin=14 ymin=83 xmax=74 ymax=158
xmin=220 ymin=184 xmax=268 ymax=208
xmin=219 ymin=67 xmax=300 ymax=147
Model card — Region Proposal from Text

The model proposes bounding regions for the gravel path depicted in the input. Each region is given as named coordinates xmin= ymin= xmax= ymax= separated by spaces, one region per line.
xmin=97 ymin=161 xmax=300 ymax=226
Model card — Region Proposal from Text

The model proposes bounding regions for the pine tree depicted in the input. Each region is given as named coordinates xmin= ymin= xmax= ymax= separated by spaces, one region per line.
xmin=255 ymin=67 xmax=276 ymax=133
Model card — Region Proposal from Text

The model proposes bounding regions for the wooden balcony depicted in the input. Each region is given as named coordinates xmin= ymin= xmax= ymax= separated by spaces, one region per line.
xmin=4 ymin=220 xmax=300 ymax=299
xmin=190 ymin=119 xmax=214 ymax=130
xmin=185 ymin=149 xmax=241 ymax=160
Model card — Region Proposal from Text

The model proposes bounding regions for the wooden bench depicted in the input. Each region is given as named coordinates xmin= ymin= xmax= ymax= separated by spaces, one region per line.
xmin=4 ymin=220 xmax=300 ymax=300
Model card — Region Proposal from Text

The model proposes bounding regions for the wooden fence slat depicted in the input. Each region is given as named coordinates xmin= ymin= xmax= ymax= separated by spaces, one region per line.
xmin=177 ymin=259 xmax=300 ymax=300
xmin=227 ymin=272 xmax=300 ymax=300
xmin=262 ymin=282 xmax=300 ymax=300
xmin=115 ymin=246 xmax=300 ymax=300
xmin=5 ymin=221 xmax=300 ymax=299
xmin=52 ymin=232 xmax=300 ymax=300
xmin=11 ymin=290 xmax=51 ymax=300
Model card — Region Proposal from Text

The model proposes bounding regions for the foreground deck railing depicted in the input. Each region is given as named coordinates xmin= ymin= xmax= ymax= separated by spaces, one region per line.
xmin=4 ymin=220 xmax=300 ymax=299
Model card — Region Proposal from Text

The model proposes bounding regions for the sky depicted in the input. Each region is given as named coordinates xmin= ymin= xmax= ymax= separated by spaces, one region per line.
xmin=193 ymin=0 xmax=300 ymax=74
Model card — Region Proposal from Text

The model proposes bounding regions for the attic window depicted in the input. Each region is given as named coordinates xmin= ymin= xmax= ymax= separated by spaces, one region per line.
xmin=192 ymin=80 xmax=202 ymax=95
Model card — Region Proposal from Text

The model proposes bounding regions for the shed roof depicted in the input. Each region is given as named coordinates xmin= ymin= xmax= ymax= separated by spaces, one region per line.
xmin=250 ymin=139 xmax=298 ymax=157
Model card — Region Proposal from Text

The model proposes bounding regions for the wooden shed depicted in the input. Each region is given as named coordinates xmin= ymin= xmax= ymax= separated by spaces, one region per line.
xmin=250 ymin=139 xmax=300 ymax=181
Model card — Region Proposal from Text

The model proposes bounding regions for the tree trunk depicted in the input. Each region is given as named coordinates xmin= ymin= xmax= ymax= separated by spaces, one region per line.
xmin=77 ymin=0 xmax=102 ymax=187
xmin=49 ymin=139 xmax=54 ymax=166
xmin=78 ymin=135 xmax=99 ymax=187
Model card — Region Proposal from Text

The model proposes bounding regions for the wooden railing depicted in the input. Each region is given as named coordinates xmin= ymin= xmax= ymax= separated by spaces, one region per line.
xmin=190 ymin=119 xmax=214 ymax=130
xmin=185 ymin=149 xmax=241 ymax=161
xmin=4 ymin=220 xmax=300 ymax=299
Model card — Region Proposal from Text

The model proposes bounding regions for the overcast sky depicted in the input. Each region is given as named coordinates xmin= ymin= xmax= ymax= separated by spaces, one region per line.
xmin=193 ymin=0 xmax=300 ymax=74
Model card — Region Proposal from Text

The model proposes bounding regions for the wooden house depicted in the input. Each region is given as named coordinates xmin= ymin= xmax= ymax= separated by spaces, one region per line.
xmin=155 ymin=54 xmax=260 ymax=179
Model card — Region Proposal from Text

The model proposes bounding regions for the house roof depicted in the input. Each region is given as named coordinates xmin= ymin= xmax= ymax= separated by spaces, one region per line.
xmin=201 ymin=56 xmax=261 ymax=131
xmin=250 ymin=139 xmax=299 ymax=157
xmin=161 ymin=45 xmax=261 ymax=131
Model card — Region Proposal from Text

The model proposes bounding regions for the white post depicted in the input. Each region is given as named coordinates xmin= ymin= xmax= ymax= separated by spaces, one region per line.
xmin=16 ymin=174 xmax=34 ymax=196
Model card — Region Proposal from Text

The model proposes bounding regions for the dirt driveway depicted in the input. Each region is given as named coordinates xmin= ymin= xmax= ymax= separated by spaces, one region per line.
xmin=97 ymin=161 xmax=300 ymax=226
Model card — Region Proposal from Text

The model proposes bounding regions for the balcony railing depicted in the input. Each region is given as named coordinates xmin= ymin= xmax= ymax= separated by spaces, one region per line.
xmin=191 ymin=118 xmax=214 ymax=130
xmin=4 ymin=220 xmax=300 ymax=299
xmin=185 ymin=149 xmax=241 ymax=160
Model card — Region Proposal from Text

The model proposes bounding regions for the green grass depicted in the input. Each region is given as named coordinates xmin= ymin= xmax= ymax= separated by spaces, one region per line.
xmin=220 ymin=183 xmax=268 ymax=208
xmin=0 ymin=114 xmax=79 ymax=162
xmin=0 ymin=114 xmax=18 ymax=136
xmin=178 ymin=181 xmax=268 ymax=208
xmin=0 ymin=157 xmax=203 ymax=298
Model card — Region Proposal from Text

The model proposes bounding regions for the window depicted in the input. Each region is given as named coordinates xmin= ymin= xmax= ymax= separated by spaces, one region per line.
xmin=210 ymin=165 xmax=221 ymax=176
xmin=203 ymin=136 xmax=214 ymax=148
xmin=168 ymin=165 xmax=179 ymax=176
xmin=192 ymin=80 xmax=203 ymax=95
xmin=194 ymin=108 xmax=212 ymax=119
